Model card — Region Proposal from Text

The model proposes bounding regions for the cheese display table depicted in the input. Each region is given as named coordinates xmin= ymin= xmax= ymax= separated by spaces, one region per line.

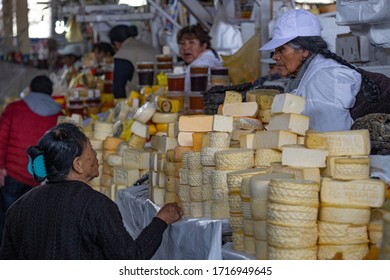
xmin=117 ymin=185 xmax=227 ymax=260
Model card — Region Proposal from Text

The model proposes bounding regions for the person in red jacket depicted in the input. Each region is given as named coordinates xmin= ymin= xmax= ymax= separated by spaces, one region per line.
xmin=0 ymin=75 xmax=63 ymax=244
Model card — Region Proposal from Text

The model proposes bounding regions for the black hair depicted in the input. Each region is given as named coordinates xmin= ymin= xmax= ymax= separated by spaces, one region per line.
xmin=177 ymin=24 xmax=219 ymax=59
xmin=93 ymin=42 xmax=115 ymax=56
xmin=29 ymin=75 xmax=53 ymax=95
xmin=27 ymin=123 xmax=88 ymax=182
xmin=109 ymin=25 xmax=138 ymax=44
xmin=289 ymin=36 xmax=380 ymax=102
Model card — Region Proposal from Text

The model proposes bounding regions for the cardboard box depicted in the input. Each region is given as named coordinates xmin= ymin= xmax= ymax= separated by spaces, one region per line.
xmin=336 ymin=33 xmax=360 ymax=62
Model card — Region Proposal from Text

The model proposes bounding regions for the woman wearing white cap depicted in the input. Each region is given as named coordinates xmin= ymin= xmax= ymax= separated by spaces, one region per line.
xmin=260 ymin=9 xmax=381 ymax=132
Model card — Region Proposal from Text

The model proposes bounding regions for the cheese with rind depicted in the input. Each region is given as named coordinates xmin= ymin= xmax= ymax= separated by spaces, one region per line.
xmin=323 ymin=129 xmax=371 ymax=156
xmin=224 ymin=90 xmax=243 ymax=104
xmin=270 ymin=162 xmax=321 ymax=184
xmin=318 ymin=221 xmax=369 ymax=245
xmin=268 ymin=178 xmax=320 ymax=207
xmin=319 ymin=205 xmax=371 ymax=225
xmin=254 ymin=130 xmax=297 ymax=150
xmin=254 ymin=148 xmax=282 ymax=167
xmin=267 ymin=222 xmax=317 ymax=249
xmin=123 ymin=148 xmax=150 ymax=170
xmin=321 ymin=178 xmax=386 ymax=208
xmin=317 ymin=244 xmax=369 ymax=260
xmin=267 ymin=202 xmax=318 ymax=227
xmin=210 ymin=132 xmax=231 ymax=148
xmin=222 ymin=102 xmax=258 ymax=117
xmin=281 ymin=144 xmax=328 ymax=168
xmin=271 ymin=93 xmax=306 ymax=114
xmin=267 ymin=246 xmax=317 ymax=260
xmin=214 ymin=148 xmax=254 ymax=170
xmin=250 ymin=173 xmax=294 ymax=220
xmin=267 ymin=113 xmax=309 ymax=136
xmin=178 ymin=115 xmax=213 ymax=132
xmin=212 ymin=115 xmax=234 ymax=132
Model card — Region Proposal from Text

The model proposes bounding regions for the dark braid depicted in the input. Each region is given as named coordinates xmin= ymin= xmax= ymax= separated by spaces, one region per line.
xmin=289 ymin=36 xmax=380 ymax=102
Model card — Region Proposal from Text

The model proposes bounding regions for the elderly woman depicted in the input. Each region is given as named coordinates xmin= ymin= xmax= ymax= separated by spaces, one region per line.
xmin=177 ymin=24 xmax=223 ymax=92
xmin=0 ymin=123 xmax=182 ymax=259
xmin=260 ymin=9 xmax=380 ymax=132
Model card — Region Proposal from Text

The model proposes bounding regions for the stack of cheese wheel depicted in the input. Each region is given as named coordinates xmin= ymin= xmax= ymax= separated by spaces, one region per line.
xmin=165 ymin=146 xmax=192 ymax=206
xmin=250 ymin=172 xmax=294 ymax=259
xmin=380 ymin=212 xmax=390 ymax=259
xmin=241 ymin=177 xmax=256 ymax=256
xmin=317 ymin=129 xmax=386 ymax=259
xmin=213 ymin=148 xmax=254 ymax=220
xmin=208 ymin=121 xmax=234 ymax=219
xmin=267 ymin=178 xmax=320 ymax=260
xmin=148 ymin=111 xmax=180 ymax=205
xmin=149 ymin=151 xmax=167 ymax=206
xmin=178 ymin=152 xmax=191 ymax=216
xmin=187 ymin=151 xmax=203 ymax=218
xmin=227 ymin=168 xmax=270 ymax=252
xmin=100 ymin=136 xmax=117 ymax=197
xmin=368 ymin=208 xmax=386 ymax=250
xmin=102 ymin=137 xmax=125 ymax=200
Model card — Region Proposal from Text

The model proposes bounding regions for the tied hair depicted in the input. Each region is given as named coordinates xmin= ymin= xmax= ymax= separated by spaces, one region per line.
xmin=27 ymin=146 xmax=48 ymax=181
xmin=290 ymin=36 xmax=380 ymax=102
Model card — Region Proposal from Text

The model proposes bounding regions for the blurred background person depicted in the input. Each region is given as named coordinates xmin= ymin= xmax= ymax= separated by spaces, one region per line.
xmin=92 ymin=42 xmax=115 ymax=65
xmin=57 ymin=43 xmax=83 ymax=89
xmin=177 ymin=24 xmax=222 ymax=92
xmin=0 ymin=123 xmax=182 ymax=259
xmin=109 ymin=25 xmax=158 ymax=99
xmin=0 ymin=75 xmax=63 ymax=244
xmin=91 ymin=42 xmax=116 ymax=77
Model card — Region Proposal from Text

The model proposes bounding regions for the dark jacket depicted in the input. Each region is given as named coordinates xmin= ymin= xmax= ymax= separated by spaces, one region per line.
xmin=0 ymin=180 xmax=167 ymax=259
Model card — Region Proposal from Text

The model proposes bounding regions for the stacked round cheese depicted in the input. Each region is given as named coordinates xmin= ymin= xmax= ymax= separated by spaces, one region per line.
xmin=368 ymin=208 xmax=386 ymax=249
xmin=380 ymin=212 xmax=390 ymax=260
xmin=226 ymin=168 xmax=269 ymax=253
xmin=101 ymin=136 xmax=125 ymax=200
xmin=254 ymin=148 xmax=282 ymax=167
xmin=241 ymin=177 xmax=255 ymax=255
xmin=178 ymin=152 xmax=191 ymax=216
xmin=211 ymin=149 xmax=254 ymax=221
xmin=164 ymin=148 xmax=182 ymax=206
xmin=187 ymin=151 xmax=203 ymax=218
xmin=267 ymin=178 xmax=320 ymax=260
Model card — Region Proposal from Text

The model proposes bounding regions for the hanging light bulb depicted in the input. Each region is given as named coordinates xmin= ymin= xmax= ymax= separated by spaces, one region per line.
xmin=55 ymin=20 xmax=66 ymax=34
xmin=118 ymin=0 xmax=147 ymax=7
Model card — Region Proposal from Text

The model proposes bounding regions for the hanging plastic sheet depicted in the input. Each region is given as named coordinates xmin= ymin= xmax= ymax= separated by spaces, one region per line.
xmin=209 ymin=1 xmax=243 ymax=55
xmin=116 ymin=185 xmax=224 ymax=259
xmin=221 ymin=33 xmax=261 ymax=85
xmin=336 ymin=0 xmax=390 ymax=25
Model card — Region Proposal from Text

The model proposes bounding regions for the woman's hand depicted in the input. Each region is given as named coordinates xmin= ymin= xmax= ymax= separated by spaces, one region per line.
xmin=156 ymin=202 xmax=183 ymax=225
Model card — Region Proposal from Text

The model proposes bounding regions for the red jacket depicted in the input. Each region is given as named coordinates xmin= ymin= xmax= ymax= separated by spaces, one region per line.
xmin=0 ymin=100 xmax=62 ymax=186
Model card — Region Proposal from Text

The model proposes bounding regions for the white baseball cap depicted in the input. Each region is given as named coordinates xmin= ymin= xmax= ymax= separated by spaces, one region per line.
xmin=58 ymin=43 xmax=83 ymax=57
xmin=260 ymin=9 xmax=321 ymax=51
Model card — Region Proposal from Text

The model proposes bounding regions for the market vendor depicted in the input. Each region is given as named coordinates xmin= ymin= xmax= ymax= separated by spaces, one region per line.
xmin=57 ymin=43 xmax=83 ymax=89
xmin=177 ymin=24 xmax=223 ymax=92
xmin=0 ymin=123 xmax=182 ymax=259
xmin=259 ymin=9 xmax=381 ymax=132
xmin=109 ymin=25 xmax=158 ymax=99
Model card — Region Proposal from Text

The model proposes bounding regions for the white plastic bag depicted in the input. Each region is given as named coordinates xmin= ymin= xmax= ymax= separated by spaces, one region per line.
xmin=336 ymin=0 xmax=390 ymax=25
xmin=209 ymin=2 xmax=243 ymax=54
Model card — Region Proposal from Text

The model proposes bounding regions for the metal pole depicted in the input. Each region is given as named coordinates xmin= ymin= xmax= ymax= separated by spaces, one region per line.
xmin=147 ymin=0 xmax=182 ymax=30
